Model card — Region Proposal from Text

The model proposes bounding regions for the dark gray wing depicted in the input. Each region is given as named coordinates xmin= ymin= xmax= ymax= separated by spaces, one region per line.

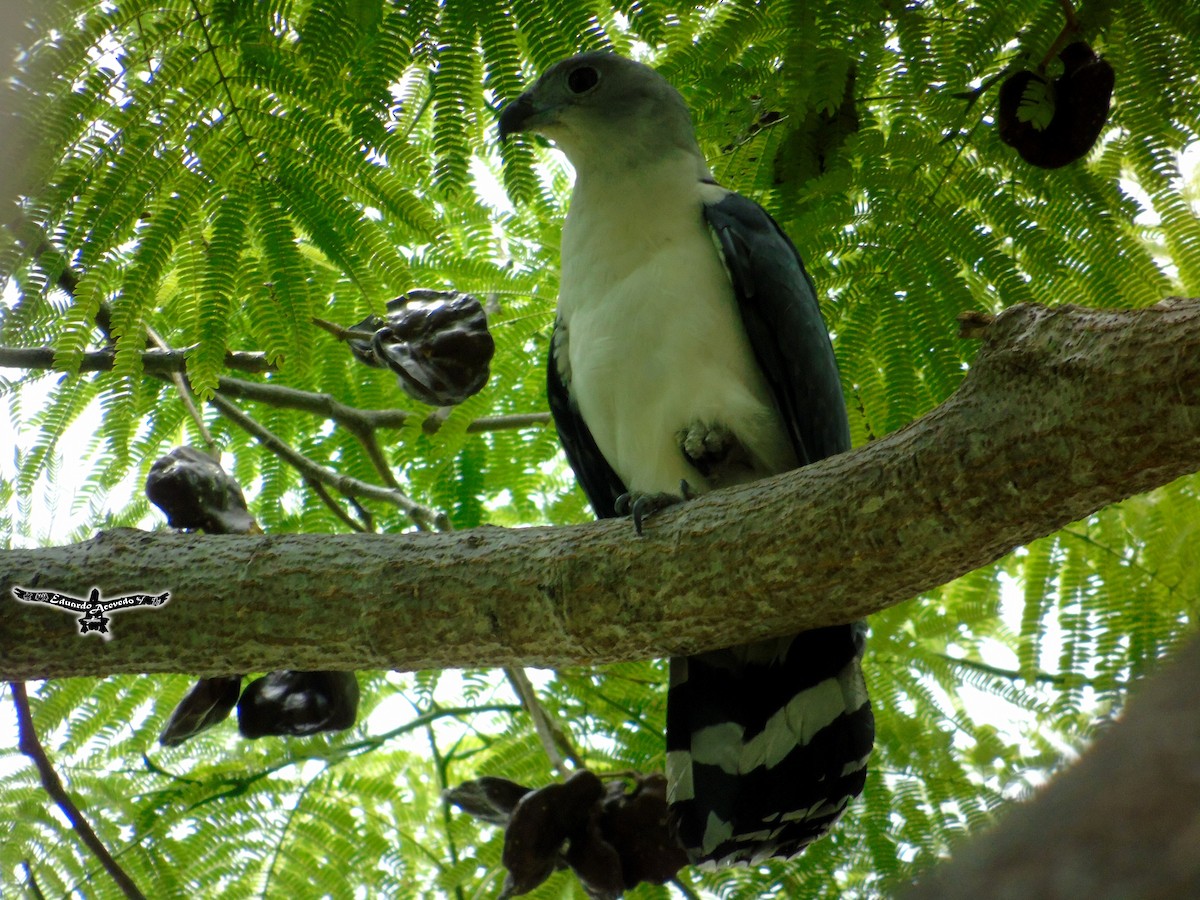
xmin=546 ymin=321 xmax=627 ymax=519
xmin=704 ymin=192 xmax=851 ymax=465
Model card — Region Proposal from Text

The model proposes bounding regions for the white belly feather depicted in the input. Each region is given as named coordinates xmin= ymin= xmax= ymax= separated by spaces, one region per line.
xmin=558 ymin=177 xmax=795 ymax=495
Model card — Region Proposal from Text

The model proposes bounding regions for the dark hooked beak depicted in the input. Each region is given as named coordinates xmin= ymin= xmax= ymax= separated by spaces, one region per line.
xmin=497 ymin=93 xmax=538 ymax=143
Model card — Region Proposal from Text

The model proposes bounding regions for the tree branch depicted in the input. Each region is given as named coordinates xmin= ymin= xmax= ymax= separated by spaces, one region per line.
xmin=8 ymin=683 xmax=148 ymax=900
xmin=903 ymin=632 xmax=1200 ymax=898
xmin=0 ymin=346 xmax=552 ymax=435
xmin=0 ymin=345 xmax=273 ymax=375
xmin=3 ymin=300 xmax=1200 ymax=679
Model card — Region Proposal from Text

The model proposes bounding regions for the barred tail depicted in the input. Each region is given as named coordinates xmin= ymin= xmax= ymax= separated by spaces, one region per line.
xmin=666 ymin=622 xmax=873 ymax=866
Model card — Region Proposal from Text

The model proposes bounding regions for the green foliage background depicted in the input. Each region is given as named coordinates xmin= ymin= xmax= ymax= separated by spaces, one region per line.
xmin=2 ymin=0 xmax=1199 ymax=897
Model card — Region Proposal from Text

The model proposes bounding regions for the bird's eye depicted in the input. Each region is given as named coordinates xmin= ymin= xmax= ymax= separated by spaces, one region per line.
xmin=567 ymin=65 xmax=600 ymax=95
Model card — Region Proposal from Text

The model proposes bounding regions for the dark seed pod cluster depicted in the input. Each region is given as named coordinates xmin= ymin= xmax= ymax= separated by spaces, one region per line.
xmin=147 ymin=448 xmax=360 ymax=746
xmin=347 ymin=289 xmax=495 ymax=406
xmin=235 ymin=670 xmax=360 ymax=739
xmin=145 ymin=446 xmax=257 ymax=535
xmin=998 ymin=41 xmax=1115 ymax=169
xmin=447 ymin=770 xmax=688 ymax=899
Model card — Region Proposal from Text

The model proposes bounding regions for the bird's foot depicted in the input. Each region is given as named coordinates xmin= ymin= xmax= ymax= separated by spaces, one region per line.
xmin=615 ymin=480 xmax=694 ymax=535
xmin=678 ymin=421 xmax=742 ymax=479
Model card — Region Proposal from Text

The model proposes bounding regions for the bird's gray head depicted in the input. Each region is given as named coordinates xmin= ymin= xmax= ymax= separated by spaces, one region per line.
xmin=498 ymin=52 xmax=703 ymax=172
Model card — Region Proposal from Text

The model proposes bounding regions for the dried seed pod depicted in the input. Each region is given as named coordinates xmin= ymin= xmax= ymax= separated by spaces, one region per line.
xmin=451 ymin=769 xmax=687 ymax=898
xmin=145 ymin=446 xmax=257 ymax=534
xmin=347 ymin=289 xmax=495 ymax=406
xmin=600 ymin=774 xmax=688 ymax=888
xmin=236 ymin=670 xmax=360 ymax=739
xmin=563 ymin=798 xmax=624 ymax=900
xmin=158 ymin=676 xmax=243 ymax=746
xmin=998 ymin=41 xmax=1114 ymax=169
xmin=500 ymin=770 xmax=604 ymax=896
xmin=444 ymin=776 xmax=533 ymax=826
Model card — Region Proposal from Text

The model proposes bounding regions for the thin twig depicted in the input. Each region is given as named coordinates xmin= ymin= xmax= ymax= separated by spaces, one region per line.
xmin=934 ymin=653 xmax=1098 ymax=690
xmin=504 ymin=667 xmax=584 ymax=777
xmin=1040 ymin=0 xmax=1082 ymax=71
xmin=142 ymin=705 xmax=523 ymax=810
xmin=139 ymin=329 xmax=435 ymax=529
xmin=426 ymin=520 xmax=580 ymax=778
xmin=347 ymin=421 xmax=403 ymax=489
xmin=206 ymin=391 xmax=447 ymax=530
xmin=424 ymin=512 xmax=583 ymax=777
xmin=144 ymin=324 xmax=217 ymax=454
xmin=213 ymin=375 xmax=411 ymax=428
xmin=9 ymin=683 xmax=148 ymax=900
xmin=1060 ymin=526 xmax=1178 ymax=595
xmin=466 ymin=412 xmax=552 ymax=434
xmin=426 ymin=723 xmax=468 ymax=900
xmin=336 ymin=704 xmax=523 ymax=759
xmin=311 ymin=316 xmax=377 ymax=342
xmin=303 ymin=477 xmax=369 ymax=532
xmin=21 ymin=861 xmax=48 ymax=900
xmin=349 ymin=497 xmax=375 ymax=532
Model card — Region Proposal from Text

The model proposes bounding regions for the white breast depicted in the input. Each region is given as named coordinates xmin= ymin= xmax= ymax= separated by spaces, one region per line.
xmin=558 ymin=170 xmax=795 ymax=495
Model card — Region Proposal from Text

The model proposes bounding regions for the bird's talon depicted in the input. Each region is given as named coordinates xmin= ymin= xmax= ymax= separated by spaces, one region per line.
xmin=631 ymin=500 xmax=647 ymax=536
xmin=614 ymin=489 xmax=688 ymax=536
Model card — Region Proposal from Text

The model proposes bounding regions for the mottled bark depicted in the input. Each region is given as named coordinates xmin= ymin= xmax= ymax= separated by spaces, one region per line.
xmin=2 ymin=299 xmax=1200 ymax=680
xmin=903 ymin=633 xmax=1200 ymax=899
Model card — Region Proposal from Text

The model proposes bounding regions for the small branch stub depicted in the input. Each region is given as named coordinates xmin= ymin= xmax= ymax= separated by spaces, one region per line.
xmin=957 ymin=310 xmax=996 ymax=339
